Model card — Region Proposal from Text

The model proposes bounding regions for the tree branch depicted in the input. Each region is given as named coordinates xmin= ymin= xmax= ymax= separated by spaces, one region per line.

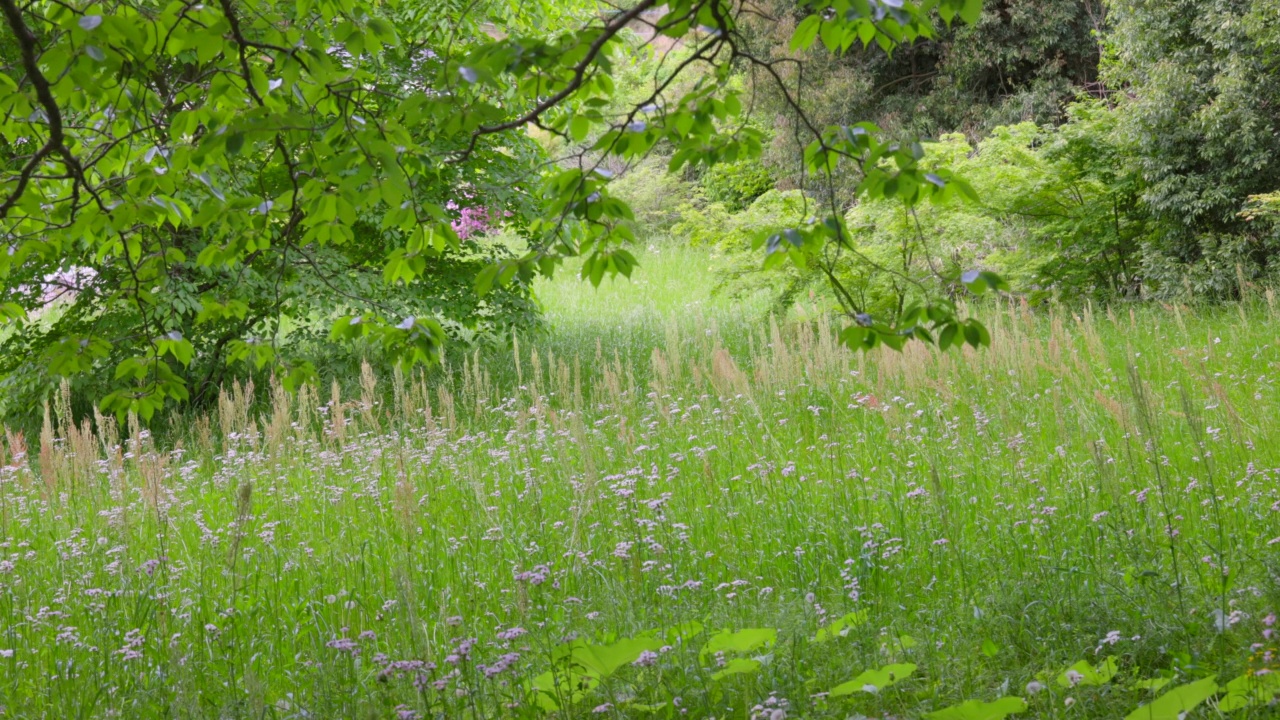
xmin=0 ymin=0 xmax=83 ymax=219
xmin=451 ymin=0 xmax=660 ymax=162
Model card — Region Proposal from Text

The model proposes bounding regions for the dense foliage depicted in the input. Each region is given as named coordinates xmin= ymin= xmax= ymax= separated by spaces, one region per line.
xmin=1103 ymin=0 xmax=1280 ymax=296
xmin=738 ymin=0 xmax=1102 ymax=175
xmin=611 ymin=0 xmax=1280 ymax=316
xmin=0 ymin=0 xmax=1004 ymax=423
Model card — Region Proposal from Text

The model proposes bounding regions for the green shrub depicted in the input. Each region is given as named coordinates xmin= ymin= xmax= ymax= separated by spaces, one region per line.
xmin=699 ymin=160 xmax=775 ymax=212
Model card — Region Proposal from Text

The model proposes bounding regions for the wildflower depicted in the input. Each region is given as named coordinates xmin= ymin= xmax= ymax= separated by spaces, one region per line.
xmin=1026 ymin=680 xmax=1045 ymax=695
xmin=749 ymin=695 xmax=789 ymax=720
xmin=593 ymin=703 xmax=613 ymax=713
xmin=116 ymin=629 xmax=145 ymax=661
xmin=497 ymin=627 xmax=526 ymax=641
xmin=326 ymin=637 xmax=360 ymax=655
xmin=480 ymin=653 xmax=520 ymax=678
xmin=1065 ymin=669 xmax=1084 ymax=686
xmin=514 ymin=565 xmax=550 ymax=585
xmin=0 ymin=649 xmax=13 ymax=658
xmin=633 ymin=650 xmax=658 ymax=667
xmin=1064 ymin=697 xmax=1076 ymax=707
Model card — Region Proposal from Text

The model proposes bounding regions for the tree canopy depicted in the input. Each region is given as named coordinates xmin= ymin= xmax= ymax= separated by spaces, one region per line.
xmin=0 ymin=0 xmax=1004 ymax=421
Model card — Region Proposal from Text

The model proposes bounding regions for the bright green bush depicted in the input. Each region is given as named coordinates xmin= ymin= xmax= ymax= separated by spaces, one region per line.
xmin=699 ymin=160 xmax=775 ymax=212
xmin=691 ymin=106 xmax=1173 ymax=313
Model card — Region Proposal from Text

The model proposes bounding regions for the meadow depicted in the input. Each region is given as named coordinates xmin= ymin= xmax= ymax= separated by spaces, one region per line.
xmin=1 ymin=246 xmax=1279 ymax=719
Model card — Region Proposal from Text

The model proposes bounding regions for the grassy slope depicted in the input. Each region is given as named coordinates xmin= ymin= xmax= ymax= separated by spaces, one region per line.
xmin=1 ymin=247 xmax=1279 ymax=718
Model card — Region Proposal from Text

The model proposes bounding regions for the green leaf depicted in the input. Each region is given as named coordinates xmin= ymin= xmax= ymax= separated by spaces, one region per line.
xmin=570 ymin=637 xmax=663 ymax=679
xmin=1124 ymin=677 xmax=1218 ymax=720
xmin=925 ymin=696 xmax=1028 ymax=720
xmin=814 ymin=610 xmax=868 ymax=643
xmin=791 ymin=15 xmax=821 ymax=51
xmin=699 ymin=628 xmax=776 ymax=661
xmin=710 ymin=657 xmax=762 ymax=680
xmin=0 ymin=302 xmax=27 ymax=325
xmin=959 ymin=0 xmax=983 ymax=24
xmin=819 ymin=18 xmax=843 ymax=52
xmin=1218 ymin=671 xmax=1280 ymax=712
xmin=1056 ymin=656 xmax=1119 ymax=688
xmin=830 ymin=663 xmax=917 ymax=696
xmin=569 ymin=115 xmax=591 ymax=142
xmin=1131 ymin=677 xmax=1173 ymax=693
xmin=883 ymin=633 xmax=919 ymax=651
xmin=529 ymin=669 xmax=598 ymax=709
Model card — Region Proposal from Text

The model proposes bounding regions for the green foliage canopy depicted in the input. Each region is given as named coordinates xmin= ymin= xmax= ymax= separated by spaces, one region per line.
xmin=0 ymin=0 xmax=1000 ymax=420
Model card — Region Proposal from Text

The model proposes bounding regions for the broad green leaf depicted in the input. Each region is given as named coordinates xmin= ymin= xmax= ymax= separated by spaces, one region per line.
xmin=830 ymin=663 xmax=917 ymax=696
xmin=570 ymin=637 xmax=663 ymax=679
xmin=710 ymin=657 xmax=761 ymax=680
xmin=1056 ymin=656 xmax=1119 ymax=688
xmin=1131 ymin=677 xmax=1172 ymax=693
xmin=529 ymin=669 xmax=599 ymax=708
xmin=925 ymin=696 xmax=1028 ymax=720
xmin=791 ymin=15 xmax=821 ymax=51
xmin=700 ymin=628 xmax=776 ymax=661
xmin=814 ymin=610 xmax=869 ymax=642
xmin=1124 ymin=677 xmax=1218 ymax=720
xmin=1215 ymin=672 xmax=1278 ymax=712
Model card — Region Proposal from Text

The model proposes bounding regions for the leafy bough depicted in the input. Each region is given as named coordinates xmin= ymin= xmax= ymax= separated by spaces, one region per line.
xmin=0 ymin=0 xmax=1002 ymax=420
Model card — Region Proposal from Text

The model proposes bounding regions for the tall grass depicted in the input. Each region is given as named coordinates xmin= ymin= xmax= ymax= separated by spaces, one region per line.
xmin=1 ymin=249 xmax=1278 ymax=718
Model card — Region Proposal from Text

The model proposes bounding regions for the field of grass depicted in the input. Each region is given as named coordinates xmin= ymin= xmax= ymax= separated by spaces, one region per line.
xmin=2 ymin=247 xmax=1280 ymax=719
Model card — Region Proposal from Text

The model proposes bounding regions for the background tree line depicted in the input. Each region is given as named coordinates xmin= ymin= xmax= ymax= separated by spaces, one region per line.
xmin=633 ymin=0 xmax=1280 ymax=314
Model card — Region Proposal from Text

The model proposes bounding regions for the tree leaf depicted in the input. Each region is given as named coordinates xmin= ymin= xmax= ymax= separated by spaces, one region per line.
xmin=791 ymin=15 xmax=821 ymax=51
